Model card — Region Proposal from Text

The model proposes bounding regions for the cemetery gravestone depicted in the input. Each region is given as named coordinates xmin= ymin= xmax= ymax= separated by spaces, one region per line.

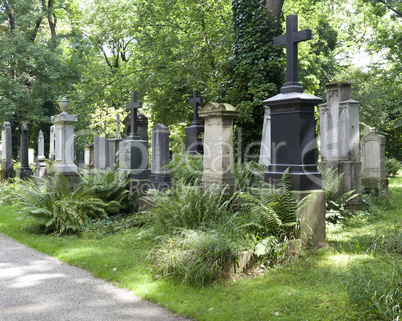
xmin=263 ymin=15 xmax=325 ymax=247
xmin=94 ymin=136 xmax=109 ymax=171
xmin=1 ymin=121 xmax=14 ymax=179
xmin=199 ymin=102 xmax=239 ymax=195
xmin=185 ymin=90 xmax=204 ymax=155
xmin=119 ymin=91 xmax=150 ymax=195
xmin=319 ymin=82 xmax=361 ymax=203
xmin=50 ymin=98 xmax=79 ymax=177
xmin=259 ymin=106 xmax=271 ymax=166
xmin=83 ymin=143 xmax=94 ymax=175
xmin=17 ymin=122 xmax=33 ymax=180
xmin=361 ymin=128 xmax=388 ymax=194
xmin=35 ymin=130 xmax=47 ymax=179
xmin=148 ymin=124 xmax=173 ymax=191
xmin=123 ymin=113 xmax=149 ymax=143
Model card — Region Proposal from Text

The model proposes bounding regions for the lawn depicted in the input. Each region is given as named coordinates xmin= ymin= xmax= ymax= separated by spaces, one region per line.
xmin=0 ymin=177 xmax=401 ymax=321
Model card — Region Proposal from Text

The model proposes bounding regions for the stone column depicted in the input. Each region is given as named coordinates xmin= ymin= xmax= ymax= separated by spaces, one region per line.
xmin=35 ymin=130 xmax=47 ymax=179
xmin=17 ymin=122 xmax=33 ymax=180
xmin=83 ymin=143 xmax=94 ymax=175
xmin=1 ymin=121 xmax=14 ymax=179
xmin=259 ymin=106 xmax=271 ymax=166
xmin=50 ymin=98 xmax=78 ymax=176
xmin=148 ymin=124 xmax=173 ymax=191
xmin=319 ymin=82 xmax=361 ymax=204
xmin=361 ymin=128 xmax=388 ymax=194
xmin=199 ymin=102 xmax=239 ymax=195
xmin=49 ymin=125 xmax=55 ymax=161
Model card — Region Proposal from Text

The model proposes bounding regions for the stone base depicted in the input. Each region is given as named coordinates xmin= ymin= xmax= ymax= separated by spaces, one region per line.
xmin=265 ymin=164 xmax=322 ymax=190
xmin=17 ymin=166 xmax=33 ymax=180
xmin=129 ymin=179 xmax=149 ymax=199
xmin=362 ymin=177 xmax=389 ymax=195
xmin=202 ymin=174 xmax=236 ymax=195
xmin=185 ymin=125 xmax=204 ymax=155
xmin=119 ymin=168 xmax=150 ymax=180
xmin=148 ymin=173 xmax=173 ymax=192
xmin=47 ymin=172 xmax=82 ymax=192
xmin=51 ymin=163 xmax=78 ymax=175
xmin=292 ymin=189 xmax=326 ymax=248
xmin=82 ymin=165 xmax=94 ymax=176
xmin=1 ymin=168 xmax=15 ymax=180
xmin=35 ymin=156 xmax=47 ymax=179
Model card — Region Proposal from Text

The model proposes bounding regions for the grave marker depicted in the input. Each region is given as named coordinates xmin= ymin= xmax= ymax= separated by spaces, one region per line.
xmin=17 ymin=122 xmax=33 ymax=180
xmin=185 ymin=90 xmax=204 ymax=154
xmin=35 ymin=130 xmax=47 ymax=179
xmin=1 ymin=121 xmax=14 ymax=179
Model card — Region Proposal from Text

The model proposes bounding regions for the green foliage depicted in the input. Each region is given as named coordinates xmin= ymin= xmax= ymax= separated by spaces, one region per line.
xmin=345 ymin=258 xmax=401 ymax=320
xmin=385 ymin=157 xmax=402 ymax=177
xmin=234 ymin=160 xmax=267 ymax=191
xmin=0 ymin=179 xmax=19 ymax=205
xmin=166 ymin=153 xmax=203 ymax=185
xmin=80 ymin=214 xmax=138 ymax=239
xmin=14 ymin=174 xmax=108 ymax=234
xmin=219 ymin=0 xmax=283 ymax=158
xmin=149 ymin=230 xmax=237 ymax=286
xmin=81 ymin=169 xmax=131 ymax=215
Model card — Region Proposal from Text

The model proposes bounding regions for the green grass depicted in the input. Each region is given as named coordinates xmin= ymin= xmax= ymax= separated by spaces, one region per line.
xmin=1 ymin=177 xmax=401 ymax=320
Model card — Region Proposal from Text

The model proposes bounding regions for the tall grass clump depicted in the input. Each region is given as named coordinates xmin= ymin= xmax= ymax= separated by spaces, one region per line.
xmin=345 ymin=258 xmax=401 ymax=320
xmin=385 ymin=157 xmax=402 ymax=177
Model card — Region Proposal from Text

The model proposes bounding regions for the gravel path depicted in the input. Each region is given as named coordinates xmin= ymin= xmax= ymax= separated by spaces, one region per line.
xmin=0 ymin=233 xmax=190 ymax=321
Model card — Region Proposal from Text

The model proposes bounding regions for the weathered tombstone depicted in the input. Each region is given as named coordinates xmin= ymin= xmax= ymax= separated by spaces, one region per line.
xmin=119 ymin=91 xmax=150 ymax=196
xmin=35 ymin=130 xmax=47 ymax=179
xmin=148 ymin=124 xmax=173 ymax=191
xmin=259 ymin=106 xmax=271 ymax=166
xmin=264 ymin=15 xmax=325 ymax=247
xmin=115 ymin=114 xmax=122 ymax=138
xmin=51 ymin=98 xmax=79 ymax=188
xmin=199 ymin=102 xmax=239 ymax=195
xmin=185 ymin=90 xmax=204 ymax=154
xmin=83 ymin=143 xmax=94 ymax=175
xmin=361 ymin=128 xmax=388 ymax=194
xmin=1 ymin=121 xmax=14 ymax=179
xmin=49 ymin=125 xmax=55 ymax=161
xmin=319 ymin=82 xmax=361 ymax=204
xmin=17 ymin=122 xmax=33 ymax=180
xmin=94 ymin=136 xmax=109 ymax=171
xmin=28 ymin=148 xmax=35 ymax=165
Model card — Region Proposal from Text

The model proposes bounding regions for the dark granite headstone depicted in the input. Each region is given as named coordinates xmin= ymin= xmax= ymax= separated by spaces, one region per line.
xmin=148 ymin=124 xmax=173 ymax=191
xmin=264 ymin=15 xmax=322 ymax=190
xmin=1 ymin=121 xmax=14 ymax=179
xmin=17 ymin=122 xmax=33 ymax=180
xmin=185 ymin=90 xmax=204 ymax=154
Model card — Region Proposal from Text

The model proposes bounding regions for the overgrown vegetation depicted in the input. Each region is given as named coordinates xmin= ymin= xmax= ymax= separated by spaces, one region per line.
xmin=385 ymin=157 xmax=402 ymax=177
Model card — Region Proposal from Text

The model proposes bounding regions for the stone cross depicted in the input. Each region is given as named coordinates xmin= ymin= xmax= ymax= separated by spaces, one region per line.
xmin=189 ymin=90 xmax=203 ymax=125
xmin=274 ymin=15 xmax=311 ymax=93
xmin=115 ymin=114 xmax=121 ymax=138
xmin=126 ymin=91 xmax=142 ymax=140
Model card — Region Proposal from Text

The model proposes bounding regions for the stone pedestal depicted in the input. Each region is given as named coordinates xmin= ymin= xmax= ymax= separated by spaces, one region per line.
xmin=319 ymin=82 xmax=361 ymax=204
xmin=50 ymin=99 xmax=78 ymax=175
xmin=1 ymin=121 xmax=14 ymax=179
xmin=293 ymin=189 xmax=326 ymax=247
xmin=83 ymin=144 xmax=94 ymax=175
xmin=199 ymin=102 xmax=239 ymax=195
xmin=264 ymin=92 xmax=322 ymax=190
xmin=108 ymin=138 xmax=123 ymax=172
xmin=259 ymin=107 xmax=271 ymax=166
xmin=149 ymin=124 xmax=173 ymax=191
xmin=118 ymin=140 xmax=150 ymax=180
xmin=361 ymin=128 xmax=388 ymax=194
xmin=185 ymin=125 xmax=204 ymax=155
xmin=17 ymin=122 xmax=33 ymax=180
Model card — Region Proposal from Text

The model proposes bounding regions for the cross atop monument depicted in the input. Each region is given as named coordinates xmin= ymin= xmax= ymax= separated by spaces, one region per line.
xmin=189 ymin=90 xmax=203 ymax=125
xmin=126 ymin=91 xmax=142 ymax=140
xmin=274 ymin=15 xmax=312 ymax=93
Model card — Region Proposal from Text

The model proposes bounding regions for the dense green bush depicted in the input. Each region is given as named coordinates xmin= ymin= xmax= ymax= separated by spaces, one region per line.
xmin=166 ymin=153 xmax=203 ymax=185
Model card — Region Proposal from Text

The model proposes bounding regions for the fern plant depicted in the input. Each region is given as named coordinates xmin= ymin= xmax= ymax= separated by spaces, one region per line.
xmin=14 ymin=174 xmax=109 ymax=234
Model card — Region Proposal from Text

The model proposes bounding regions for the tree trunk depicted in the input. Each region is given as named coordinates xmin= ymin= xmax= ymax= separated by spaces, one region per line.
xmin=265 ymin=0 xmax=285 ymax=26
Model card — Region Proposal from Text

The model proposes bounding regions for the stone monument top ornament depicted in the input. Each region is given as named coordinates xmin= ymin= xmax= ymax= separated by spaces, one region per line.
xmin=59 ymin=97 xmax=69 ymax=112
xmin=189 ymin=90 xmax=203 ymax=125
xmin=126 ymin=91 xmax=142 ymax=140
xmin=274 ymin=15 xmax=312 ymax=93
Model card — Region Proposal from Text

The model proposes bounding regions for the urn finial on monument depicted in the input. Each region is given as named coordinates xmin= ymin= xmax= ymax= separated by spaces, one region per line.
xmin=59 ymin=97 xmax=69 ymax=112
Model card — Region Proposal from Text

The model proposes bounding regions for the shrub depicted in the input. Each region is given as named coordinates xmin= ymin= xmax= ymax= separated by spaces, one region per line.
xmin=166 ymin=153 xmax=203 ymax=185
xmin=234 ymin=160 xmax=267 ymax=191
xmin=385 ymin=157 xmax=402 ymax=177
xmin=14 ymin=174 xmax=109 ymax=234
xmin=149 ymin=229 xmax=237 ymax=286
xmin=345 ymin=258 xmax=401 ymax=320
